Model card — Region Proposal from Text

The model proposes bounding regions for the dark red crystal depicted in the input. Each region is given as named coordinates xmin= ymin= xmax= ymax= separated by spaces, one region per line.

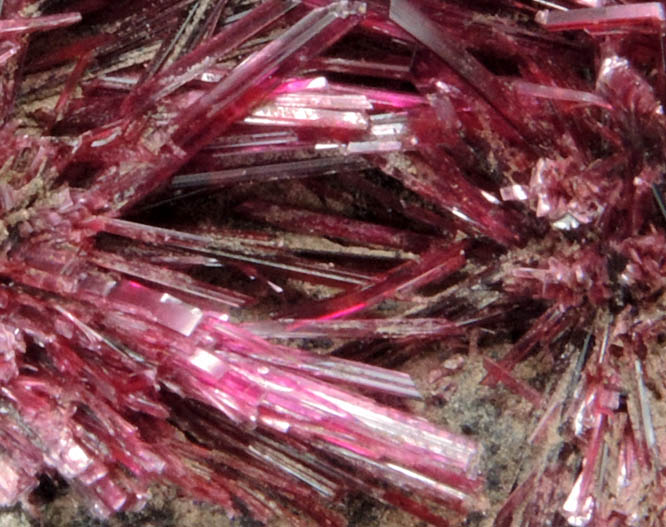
xmin=2 ymin=0 xmax=666 ymax=525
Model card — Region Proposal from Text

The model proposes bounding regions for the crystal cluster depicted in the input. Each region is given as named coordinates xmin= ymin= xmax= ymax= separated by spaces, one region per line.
xmin=1 ymin=0 xmax=666 ymax=525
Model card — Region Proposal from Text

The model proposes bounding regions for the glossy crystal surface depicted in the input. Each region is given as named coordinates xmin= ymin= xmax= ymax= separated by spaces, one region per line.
xmin=2 ymin=0 xmax=666 ymax=525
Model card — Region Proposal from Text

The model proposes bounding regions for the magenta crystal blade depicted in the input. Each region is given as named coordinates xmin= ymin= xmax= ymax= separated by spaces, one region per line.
xmin=537 ymin=3 xmax=666 ymax=32
xmin=173 ymin=1 xmax=367 ymax=148
xmin=0 ymin=12 xmax=82 ymax=36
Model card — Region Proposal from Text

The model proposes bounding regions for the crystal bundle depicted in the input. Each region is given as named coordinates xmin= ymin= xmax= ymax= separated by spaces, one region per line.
xmin=1 ymin=0 xmax=666 ymax=525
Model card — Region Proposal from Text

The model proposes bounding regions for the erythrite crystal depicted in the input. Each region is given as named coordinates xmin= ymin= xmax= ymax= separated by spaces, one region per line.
xmin=536 ymin=3 xmax=666 ymax=32
xmin=0 ymin=12 xmax=82 ymax=35
xmin=3 ymin=0 xmax=666 ymax=525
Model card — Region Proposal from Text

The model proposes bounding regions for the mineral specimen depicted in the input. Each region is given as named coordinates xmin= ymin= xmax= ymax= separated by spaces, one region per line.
xmin=1 ymin=0 xmax=666 ymax=526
